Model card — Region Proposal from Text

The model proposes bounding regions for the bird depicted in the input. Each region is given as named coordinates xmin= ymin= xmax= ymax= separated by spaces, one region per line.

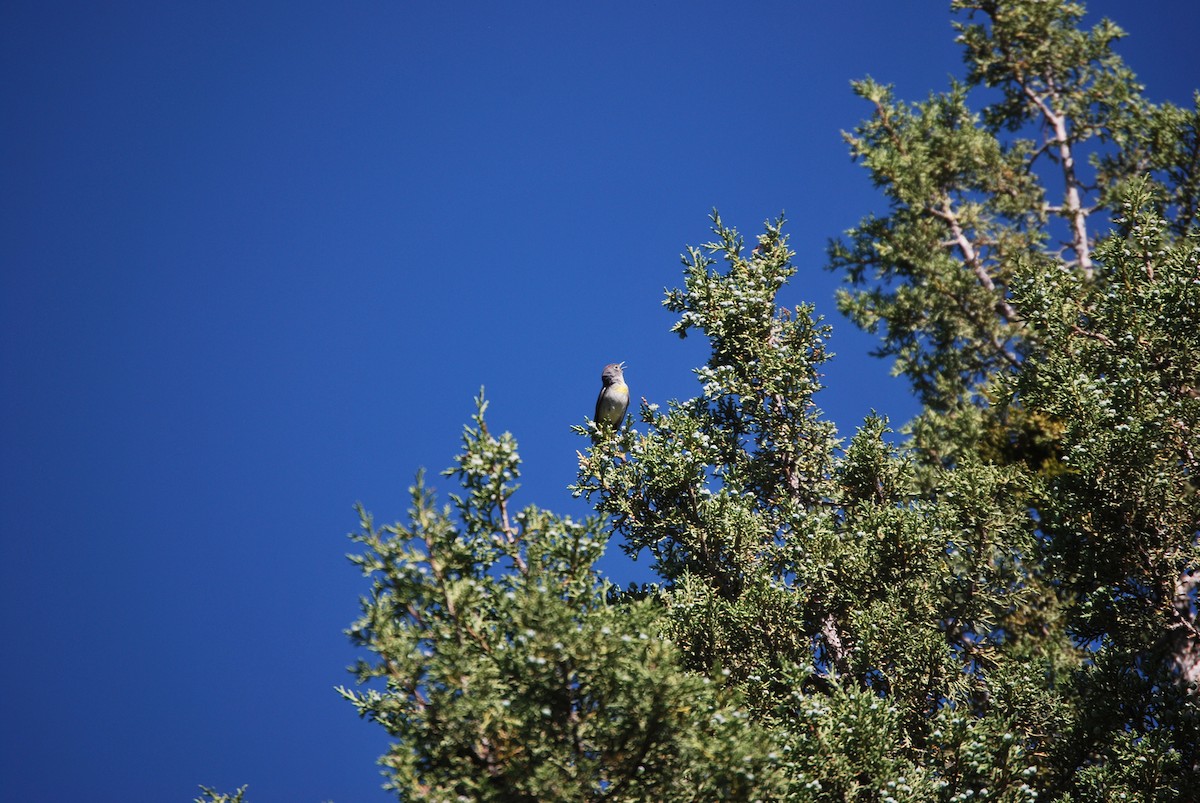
xmin=593 ymin=362 xmax=629 ymax=441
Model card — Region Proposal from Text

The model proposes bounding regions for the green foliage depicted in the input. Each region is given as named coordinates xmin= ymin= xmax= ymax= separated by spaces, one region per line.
xmin=342 ymin=2 xmax=1199 ymax=800
xmin=194 ymin=786 xmax=249 ymax=803
xmin=830 ymin=0 xmax=1198 ymax=478
xmin=1013 ymin=181 xmax=1200 ymax=624
xmin=1006 ymin=182 xmax=1200 ymax=790
xmin=342 ymin=394 xmax=784 ymax=800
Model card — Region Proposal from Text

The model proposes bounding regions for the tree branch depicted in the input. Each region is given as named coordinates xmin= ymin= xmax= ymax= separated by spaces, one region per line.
xmin=819 ymin=610 xmax=852 ymax=676
xmin=1019 ymin=76 xmax=1094 ymax=277
xmin=931 ymin=198 xmax=1019 ymax=323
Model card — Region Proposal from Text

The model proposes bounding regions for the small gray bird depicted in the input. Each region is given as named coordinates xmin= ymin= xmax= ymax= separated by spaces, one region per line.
xmin=593 ymin=362 xmax=629 ymax=440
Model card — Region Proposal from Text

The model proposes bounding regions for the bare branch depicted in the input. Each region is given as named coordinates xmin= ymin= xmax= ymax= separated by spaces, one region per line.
xmin=931 ymin=198 xmax=1020 ymax=323
xmin=819 ymin=610 xmax=852 ymax=676
xmin=1018 ymin=76 xmax=1094 ymax=277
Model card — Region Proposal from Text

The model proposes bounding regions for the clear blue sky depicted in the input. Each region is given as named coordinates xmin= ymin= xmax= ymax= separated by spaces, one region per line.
xmin=2 ymin=2 xmax=1197 ymax=800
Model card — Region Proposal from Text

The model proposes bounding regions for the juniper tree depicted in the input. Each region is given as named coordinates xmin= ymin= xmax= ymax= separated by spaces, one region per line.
xmin=829 ymin=0 xmax=1199 ymax=470
xmin=341 ymin=2 xmax=1198 ymax=800
xmin=825 ymin=0 xmax=1200 ymax=797
xmin=340 ymin=397 xmax=785 ymax=801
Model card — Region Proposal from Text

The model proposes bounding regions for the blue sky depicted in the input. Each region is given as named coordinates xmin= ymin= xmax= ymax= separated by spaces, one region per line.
xmin=2 ymin=2 xmax=1197 ymax=801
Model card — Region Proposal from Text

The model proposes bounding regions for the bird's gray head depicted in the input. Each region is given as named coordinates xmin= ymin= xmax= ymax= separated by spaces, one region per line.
xmin=601 ymin=362 xmax=626 ymax=385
